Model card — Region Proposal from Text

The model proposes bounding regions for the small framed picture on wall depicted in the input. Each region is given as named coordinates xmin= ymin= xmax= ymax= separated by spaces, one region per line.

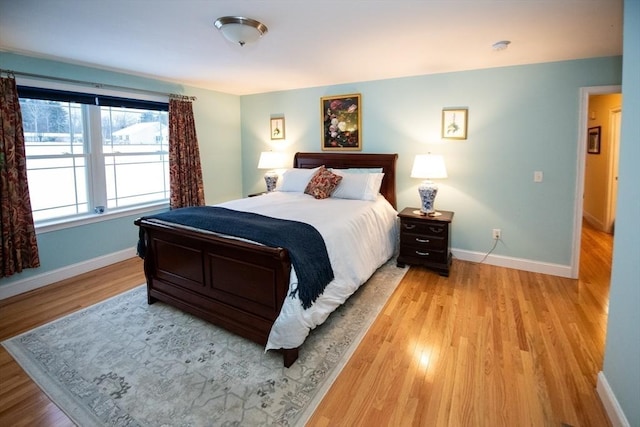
xmin=270 ymin=117 xmax=285 ymax=140
xmin=441 ymin=108 xmax=468 ymax=140
xmin=587 ymin=126 xmax=601 ymax=154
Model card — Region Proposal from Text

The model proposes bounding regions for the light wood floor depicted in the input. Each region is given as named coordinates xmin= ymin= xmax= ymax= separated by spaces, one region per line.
xmin=0 ymin=222 xmax=613 ymax=426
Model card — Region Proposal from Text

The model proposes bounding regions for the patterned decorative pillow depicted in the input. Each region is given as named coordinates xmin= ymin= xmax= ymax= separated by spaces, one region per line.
xmin=304 ymin=167 xmax=343 ymax=199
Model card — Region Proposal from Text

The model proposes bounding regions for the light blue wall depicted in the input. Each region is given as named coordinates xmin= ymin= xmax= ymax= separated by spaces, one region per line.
xmin=0 ymin=52 xmax=243 ymax=288
xmin=240 ymin=57 xmax=622 ymax=265
xmin=602 ymin=1 xmax=640 ymax=425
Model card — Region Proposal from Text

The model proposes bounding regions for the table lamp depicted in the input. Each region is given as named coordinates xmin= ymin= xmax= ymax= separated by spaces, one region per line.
xmin=410 ymin=154 xmax=448 ymax=216
xmin=258 ymin=151 xmax=287 ymax=192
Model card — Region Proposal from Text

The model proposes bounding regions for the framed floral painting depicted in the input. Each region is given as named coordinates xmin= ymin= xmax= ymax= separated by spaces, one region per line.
xmin=320 ymin=94 xmax=361 ymax=151
xmin=441 ymin=108 xmax=468 ymax=140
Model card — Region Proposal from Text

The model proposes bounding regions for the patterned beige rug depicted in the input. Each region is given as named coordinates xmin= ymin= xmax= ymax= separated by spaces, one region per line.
xmin=2 ymin=259 xmax=406 ymax=426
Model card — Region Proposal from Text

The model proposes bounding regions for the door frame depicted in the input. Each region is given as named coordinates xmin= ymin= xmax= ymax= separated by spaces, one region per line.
xmin=606 ymin=108 xmax=622 ymax=233
xmin=571 ymin=85 xmax=621 ymax=278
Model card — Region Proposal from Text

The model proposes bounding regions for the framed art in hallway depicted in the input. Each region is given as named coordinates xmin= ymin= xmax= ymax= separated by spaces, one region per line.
xmin=441 ymin=108 xmax=468 ymax=139
xmin=587 ymin=126 xmax=601 ymax=154
xmin=321 ymin=93 xmax=361 ymax=151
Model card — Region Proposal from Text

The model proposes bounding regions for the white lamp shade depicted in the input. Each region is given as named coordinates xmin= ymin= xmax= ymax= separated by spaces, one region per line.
xmin=258 ymin=151 xmax=287 ymax=170
xmin=410 ymin=154 xmax=448 ymax=179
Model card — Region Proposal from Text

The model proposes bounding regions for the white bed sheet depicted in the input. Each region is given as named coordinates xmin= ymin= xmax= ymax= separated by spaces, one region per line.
xmin=217 ymin=191 xmax=399 ymax=350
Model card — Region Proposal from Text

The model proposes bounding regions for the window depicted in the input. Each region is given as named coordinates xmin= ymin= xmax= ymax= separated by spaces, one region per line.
xmin=18 ymin=85 xmax=169 ymax=224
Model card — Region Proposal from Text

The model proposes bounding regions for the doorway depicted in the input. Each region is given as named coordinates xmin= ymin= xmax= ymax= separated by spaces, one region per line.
xmin=583 ymin=94 xmax=622 ymax=234
xmin=571 ymin=85 xmax=622 ymax=279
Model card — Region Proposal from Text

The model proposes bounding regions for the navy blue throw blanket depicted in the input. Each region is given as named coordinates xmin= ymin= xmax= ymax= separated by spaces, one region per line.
xmin=137 ymin=206 xmax=334 ymax=309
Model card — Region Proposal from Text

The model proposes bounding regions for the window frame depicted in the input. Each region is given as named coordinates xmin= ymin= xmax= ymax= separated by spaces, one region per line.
xmin=16 ymin=77 xmax=170 ymax=234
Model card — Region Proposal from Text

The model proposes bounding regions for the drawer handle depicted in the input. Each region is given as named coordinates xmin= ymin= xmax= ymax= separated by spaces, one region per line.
xmin=415 ymin=238 xmax=430 ymax=243
xmin=404 ymin=224 xmax=416 ymax=230
xmin=415 ymin=251 xmax=430 ymax=256
xmin=429 ymin=226 xmax=443 ymax=233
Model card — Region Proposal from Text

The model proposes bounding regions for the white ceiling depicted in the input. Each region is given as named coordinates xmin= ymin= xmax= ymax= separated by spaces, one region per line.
xmin=0 ymin=0 xmax=623 ymax=96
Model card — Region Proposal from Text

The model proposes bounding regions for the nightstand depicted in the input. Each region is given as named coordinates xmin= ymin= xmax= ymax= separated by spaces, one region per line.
xmin=396 ymin=208 xmax=454 ymax=276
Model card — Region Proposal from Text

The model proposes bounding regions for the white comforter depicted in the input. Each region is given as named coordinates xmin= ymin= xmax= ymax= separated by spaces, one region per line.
xmin=218 ymin=191 xmax=399 ymax=350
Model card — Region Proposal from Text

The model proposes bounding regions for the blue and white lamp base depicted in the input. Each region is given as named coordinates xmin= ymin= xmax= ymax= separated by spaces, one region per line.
xmin=264 ymin=171 xmax=279 ymax=192
xmin=415 ymin=180 xmax=441 ymax=216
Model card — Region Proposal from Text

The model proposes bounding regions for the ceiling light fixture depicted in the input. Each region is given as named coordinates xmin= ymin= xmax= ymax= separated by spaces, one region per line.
xmin=492 ymin=40 xmax=511 ymax=51
xmin=214 ymin=16 xmax=268 ymax=47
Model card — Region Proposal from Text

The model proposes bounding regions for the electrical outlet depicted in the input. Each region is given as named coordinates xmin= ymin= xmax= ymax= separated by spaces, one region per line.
xmin=492 ymin=229 xmax=501 ymax=240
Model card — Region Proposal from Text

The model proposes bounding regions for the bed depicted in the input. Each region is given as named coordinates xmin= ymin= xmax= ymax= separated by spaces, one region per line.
xmin=135 ymin=152 xmax=398 ymax=367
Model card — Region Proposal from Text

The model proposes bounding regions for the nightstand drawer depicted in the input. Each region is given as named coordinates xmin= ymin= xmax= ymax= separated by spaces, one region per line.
xmin=400 ymin=220 xmax=447 ymax=236
xmin=400 ymin=232 xmax=446 ymax=250
xmin=399 ymin=246 xmax=448 ymax=263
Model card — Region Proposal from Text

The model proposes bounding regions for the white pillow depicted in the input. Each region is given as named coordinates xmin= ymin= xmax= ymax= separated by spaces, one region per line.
xmin=342 ymin=167 xmax=383 ymax=174
xmin=276 ymin=166 xmax=321 ymax=192
xmin=331 ymin=171 xmax=384 ymax=201
xmin=328 ymin=167 xmax=383 ymax=174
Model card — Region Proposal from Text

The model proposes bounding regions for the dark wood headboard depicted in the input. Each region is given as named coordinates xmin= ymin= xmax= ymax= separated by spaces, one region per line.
xmin=293 ymin=152 xmax=398 ymax=209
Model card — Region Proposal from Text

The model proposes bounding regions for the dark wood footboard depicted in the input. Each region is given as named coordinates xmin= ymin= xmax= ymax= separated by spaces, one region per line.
xmin=135 ymin=217 xmax=297 ymax=366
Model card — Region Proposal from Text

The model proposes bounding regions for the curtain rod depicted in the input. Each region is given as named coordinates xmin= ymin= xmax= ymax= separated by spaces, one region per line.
xmin=0 ymin=68 xmax=196 ymax=101
xmin=169 ymin=94 xmax=197 ymax=101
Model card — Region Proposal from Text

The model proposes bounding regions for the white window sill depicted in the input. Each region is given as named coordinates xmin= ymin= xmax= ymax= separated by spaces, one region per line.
xmin=35 ymin=202 xmax=169 ymax=234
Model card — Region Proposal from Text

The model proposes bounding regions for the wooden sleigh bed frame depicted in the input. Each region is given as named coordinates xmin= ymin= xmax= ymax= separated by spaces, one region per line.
xmin=135 ymin=152 xmax=398 ymax=367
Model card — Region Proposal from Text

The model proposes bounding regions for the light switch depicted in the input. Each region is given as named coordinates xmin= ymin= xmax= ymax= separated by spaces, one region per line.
xmin=534 ymin=171 xmax=543 ymax=182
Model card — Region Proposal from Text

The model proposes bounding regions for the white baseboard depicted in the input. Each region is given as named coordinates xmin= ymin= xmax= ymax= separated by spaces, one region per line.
xmin=0 ymin=247 xmax=137 ymax=300
xmin=451 ymin=248 xmax=574 ymax=278
xmin=583 ymin=212 xmax=607 ymax=232
xmin=0 ymin=246 xmax=573 ymax=300
xmin=597 ymin=371 xmax=630 ymax=427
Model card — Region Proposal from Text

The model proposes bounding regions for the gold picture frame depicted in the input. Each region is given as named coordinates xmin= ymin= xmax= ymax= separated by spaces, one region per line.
xmin=320 ymin=93 xmax=362 ymax=151
xmin=270 ymin=117 xmax=285 ymax=140
xmin=441 ymin=108 xmax=468 ymax=140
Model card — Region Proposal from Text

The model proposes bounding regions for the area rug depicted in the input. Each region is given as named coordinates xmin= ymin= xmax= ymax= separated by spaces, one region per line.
xmin=2 ymin=259 xmax=406 ymax=426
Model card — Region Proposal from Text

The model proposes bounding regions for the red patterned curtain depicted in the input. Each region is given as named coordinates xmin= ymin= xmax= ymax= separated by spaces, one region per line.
xmin=0 ymin=75 xmax=40 ymax=277
xmin=168 ymin=97 xmax=205 ymax=209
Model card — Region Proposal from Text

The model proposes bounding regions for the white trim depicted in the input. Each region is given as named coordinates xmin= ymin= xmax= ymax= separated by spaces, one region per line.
xmin=572 ymin=85 xmax=622 ymax=278
xmin=606 ymin=108 xmax=622 ymax=233
xmin=583 ymin=210 xmax=607 ymax=232
xmin=0 ymin=246 xmax=575 ymax=300
xmin=597 ymin=371 xmax=630 ymax=427
xmin=452 ymin=248 xmax=573 ymax=278
xmin=0 ymin=247 xmax=137 ymax=300
xmin=35 ymin=202 xmax=168 ymax=234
